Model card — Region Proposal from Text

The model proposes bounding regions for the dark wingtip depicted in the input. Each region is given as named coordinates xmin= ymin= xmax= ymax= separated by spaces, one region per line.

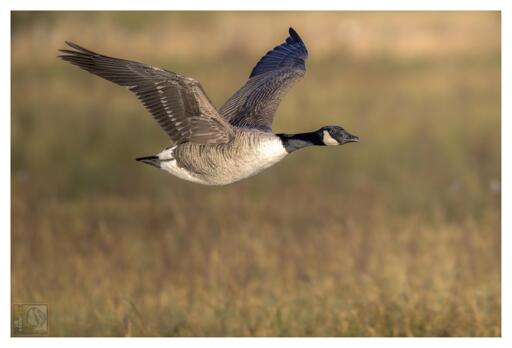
xmin=64 ymin=41 xmax=79 ymax=50
xmin=65 ymin=40 xmax=80 ymax=48
xmin=60 ymin=41 xmax=97 ymax=55
xmin=288 ymin=27 xmax=303 ymax=43
xmin=58 ymin=41 xmax=75 ymax=58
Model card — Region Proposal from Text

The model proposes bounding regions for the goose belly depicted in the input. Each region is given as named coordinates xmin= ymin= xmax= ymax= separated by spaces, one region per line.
xmin=221 ymin=137 xmax=288 ymax=183
xmin=162 ymin=136 xmax=288 ymax=185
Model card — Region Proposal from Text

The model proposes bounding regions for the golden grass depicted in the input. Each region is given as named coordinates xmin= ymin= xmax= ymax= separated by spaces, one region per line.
xmin=11 ymin=11 xmax=500 ymax=336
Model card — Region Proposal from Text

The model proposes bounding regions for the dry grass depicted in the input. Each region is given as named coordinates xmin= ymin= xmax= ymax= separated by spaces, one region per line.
xmin=11 ymin=11 xmax=501 ymax=336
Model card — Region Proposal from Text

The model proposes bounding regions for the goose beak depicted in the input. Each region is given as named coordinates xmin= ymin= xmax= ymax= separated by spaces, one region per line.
xmin=347 ymin=134 xmax=359 ymax=143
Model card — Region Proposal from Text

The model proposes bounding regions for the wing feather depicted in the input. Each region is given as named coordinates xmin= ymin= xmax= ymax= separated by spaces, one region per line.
xmin=218 ymin=28 xmax=308 ymax=132
xmin=59 ymin=41 xmax=233 ymax=144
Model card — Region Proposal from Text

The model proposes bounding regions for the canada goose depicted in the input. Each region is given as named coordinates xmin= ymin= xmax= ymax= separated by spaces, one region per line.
xmin=59 ymin=27 xmax=358 ymax=185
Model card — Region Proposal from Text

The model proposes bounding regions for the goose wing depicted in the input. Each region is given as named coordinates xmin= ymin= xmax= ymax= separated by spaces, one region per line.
xmin=219 ymin=27 xmax=308 ymax=132
xmin=59 ymin=42 xmax=233 ymax=144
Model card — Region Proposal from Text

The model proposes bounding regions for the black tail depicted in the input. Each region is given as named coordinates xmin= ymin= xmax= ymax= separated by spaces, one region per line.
xmin=136 ymin=155 xmax=161 ymax=168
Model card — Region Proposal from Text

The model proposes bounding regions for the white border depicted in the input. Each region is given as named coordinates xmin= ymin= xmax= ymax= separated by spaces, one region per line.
xmin=2 ymin=0 xmax=507 ymax=11
xmin=2 ymin=1 xmax=508 ymax=347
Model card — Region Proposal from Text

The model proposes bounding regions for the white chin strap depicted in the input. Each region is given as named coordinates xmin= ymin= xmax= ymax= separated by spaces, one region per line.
xmin=322 ymin=130 xmax=340 ymax=145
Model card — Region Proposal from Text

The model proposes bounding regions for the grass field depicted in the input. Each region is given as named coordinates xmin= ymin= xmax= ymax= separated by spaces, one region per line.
xmin=11 ymin=11 xmax=501 ymax=336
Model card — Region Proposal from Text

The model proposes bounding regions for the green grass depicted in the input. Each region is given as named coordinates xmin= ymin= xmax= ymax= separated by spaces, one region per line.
xmin=11 ymin=11 xmax=500 ymax=336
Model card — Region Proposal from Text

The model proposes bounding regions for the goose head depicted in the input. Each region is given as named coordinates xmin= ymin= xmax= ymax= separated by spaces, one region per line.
xmin=319 ymin=126 xmax=359 ymax=146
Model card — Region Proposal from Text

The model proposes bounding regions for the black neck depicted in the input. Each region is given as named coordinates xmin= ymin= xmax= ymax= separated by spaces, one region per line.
xmin=277 ymin=131 xmax=323 ymax=153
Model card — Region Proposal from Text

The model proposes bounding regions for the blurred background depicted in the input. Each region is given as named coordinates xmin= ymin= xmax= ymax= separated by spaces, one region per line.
xmin=11 ymin=12 xmax=500 ymax=336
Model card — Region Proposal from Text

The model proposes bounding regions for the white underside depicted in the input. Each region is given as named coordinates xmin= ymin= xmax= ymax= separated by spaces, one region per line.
xmin=157 ymin=146 xmax=208 ymax=185
xmin=161 ymin=160 xmax=210 ymax=185
xmin=157 ymin=136 xmax=288 ymax=185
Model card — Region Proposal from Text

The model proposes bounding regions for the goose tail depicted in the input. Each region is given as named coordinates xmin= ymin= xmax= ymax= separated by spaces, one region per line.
xmin=136 ymin=155 xmax=162 ymax=168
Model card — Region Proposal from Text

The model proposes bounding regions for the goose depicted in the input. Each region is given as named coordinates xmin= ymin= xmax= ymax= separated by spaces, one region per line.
xmin=59 ymin=27 xmax=358 ymax=185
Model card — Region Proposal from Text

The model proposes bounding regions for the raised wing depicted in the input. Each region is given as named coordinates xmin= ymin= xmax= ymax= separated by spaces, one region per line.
xmin=219 ymin=27 xmax=308 ymax=132
xmin=59 ymin=42 xmax=233 ymax=144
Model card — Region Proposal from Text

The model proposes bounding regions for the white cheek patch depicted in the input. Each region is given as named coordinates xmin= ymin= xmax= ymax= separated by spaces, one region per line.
xmin=322 ymin=130 xmax=340 ymax=145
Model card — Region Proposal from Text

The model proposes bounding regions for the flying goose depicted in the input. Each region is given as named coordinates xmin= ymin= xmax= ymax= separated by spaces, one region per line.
xmin=59 ymin=27 xmax=358 ymax=185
